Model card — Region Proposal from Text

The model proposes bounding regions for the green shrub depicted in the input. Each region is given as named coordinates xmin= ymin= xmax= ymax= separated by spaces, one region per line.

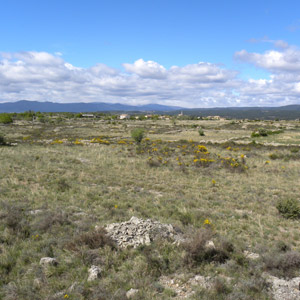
xmin=131 ymin=128 xmax=145 ymax=144
xmin=251 ymin=128 xmax=283 ymax=138
xmin=198 ymin=128 xmax=205 ymax=136
xmin=251 ymin=128 xmax=267 ymax=137
xmin=0 ymin=134 xmax=5 ymax=145
xmin=269 ymin=153 xmax=280 ymax=160
xmin=0 ymin=113 xmax=13 ymax=124
xmin=258 ymin=129 xmax=268 ymax=136
xmin=290 ymin=147 xmax=299 ymax=153
xmin=276 ymin=199 xmax=300 ymax=219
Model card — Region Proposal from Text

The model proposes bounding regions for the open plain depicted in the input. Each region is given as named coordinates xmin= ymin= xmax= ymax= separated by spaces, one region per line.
xmin=1 ymin=116 xmax=300 ymax=299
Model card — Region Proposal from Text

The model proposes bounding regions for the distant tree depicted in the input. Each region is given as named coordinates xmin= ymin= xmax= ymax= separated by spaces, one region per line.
xmin=0 ymin=113 xmax=13 ymax=124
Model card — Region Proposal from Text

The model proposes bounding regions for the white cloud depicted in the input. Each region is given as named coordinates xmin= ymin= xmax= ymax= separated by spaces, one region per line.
xmin=123 ymin=59 xmax=167 ymax=79
xmin=232 ymin=42 xmax=300 ymax=106
xmin=0 ymin=45 xmax=300 ymax=107
xmin=0 ymin=53 xmax=240 ymax=107
xmin=235 ymin=45 xmax=300 ymax=73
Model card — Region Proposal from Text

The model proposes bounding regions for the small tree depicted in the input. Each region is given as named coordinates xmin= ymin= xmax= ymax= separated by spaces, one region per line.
xmin=131 ymin=128 xmax=145 ymax=144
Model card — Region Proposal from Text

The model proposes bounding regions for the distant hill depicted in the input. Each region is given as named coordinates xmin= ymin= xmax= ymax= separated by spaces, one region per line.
xmin=0 ymin=100 xmax=183 ymax=113
xmin=0 ymin=100 xmax=300 ymax=119
xmin=171 ymin=105 xmax=300 ymax=120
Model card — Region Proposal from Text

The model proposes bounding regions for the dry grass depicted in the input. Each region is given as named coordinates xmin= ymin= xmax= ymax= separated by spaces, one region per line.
xmin=0 ymin=117 xmax=300 ymax=298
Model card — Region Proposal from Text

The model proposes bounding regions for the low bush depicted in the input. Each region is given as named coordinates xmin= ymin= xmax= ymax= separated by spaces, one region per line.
xmin=198 ymin=128 xmax=205 ymax=136
xmin=290 ymin=147 xmax=299 ymax=153
xmin=276 ymin=198 xmax=300 ymax=219
xmin=67 ymin=228 xmax=116 ymax=251
xmin=0 ymin=134 xmax=5 ymax=145
xmin=32 ymin=211 xmax=71 ymax=232
xmin=251 ymin=128 xmax=268 ymax=138
xmin=131 ymin=128 xmax=145 ymax=144
xmin=1 ymin=202 xmax=29 ymax=235
xmin=263 ymin=251 xmax=300 ymax=278
xmin=183 ymin=229 xmax=232 ymax=265
xmin=251 ymin=128 xmax=284 ymax=138
xmin=269 ymin=153 xmax=280 ymax=160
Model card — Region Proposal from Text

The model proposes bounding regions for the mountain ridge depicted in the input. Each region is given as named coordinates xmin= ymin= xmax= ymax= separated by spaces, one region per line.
xmin=0 ymin=100 xmax=300 ymax=119
xmin=0 ymin=100 xmax=183 ymax=113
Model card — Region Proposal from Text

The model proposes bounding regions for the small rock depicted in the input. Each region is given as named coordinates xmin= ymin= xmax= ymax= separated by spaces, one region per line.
xmin=205 ymin=240 xmax=215 ymax=250
xmin=244 ymin=250 xmax=260 ymax=260
xmin=33 ymin=278 xmax=42 ymax=289
xmin=129 ymin=216 xmax=140 ymax=225
xmin=29 ymin=209 xmax=44 ymax=215
xmin=39 ymin=257 xmax=58 ymax=267
xmin=68 ymin=282 xmax=78 ymax=292
xmin=126 ymin=288 xmax=139 ymax=299
xmin=87 ymin=265 xmax=102 ymax=281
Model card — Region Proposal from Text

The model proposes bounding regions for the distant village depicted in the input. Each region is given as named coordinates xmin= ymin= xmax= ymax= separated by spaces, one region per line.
xmin=81 ymin=112 xmax=226 ymax=121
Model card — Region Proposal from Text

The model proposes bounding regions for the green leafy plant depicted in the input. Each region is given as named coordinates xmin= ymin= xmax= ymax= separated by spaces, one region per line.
xmin=276 ymin=199 xmax=300 ymax=219
xmin=131 ymin=128 xmax=145 ymax=144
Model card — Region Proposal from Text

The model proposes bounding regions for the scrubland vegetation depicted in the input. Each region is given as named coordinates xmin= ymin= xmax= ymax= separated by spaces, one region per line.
xmin=1 ymin=113 xmax=300 ymax=299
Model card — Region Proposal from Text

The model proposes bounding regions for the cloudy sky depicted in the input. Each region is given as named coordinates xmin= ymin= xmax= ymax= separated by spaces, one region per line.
xmin=1 ymin=0 xmax=300 ymax=107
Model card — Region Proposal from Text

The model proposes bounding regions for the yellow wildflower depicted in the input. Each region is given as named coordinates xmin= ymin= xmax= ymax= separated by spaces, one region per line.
xmin=204 ymin=219 xmax=211 ymax=225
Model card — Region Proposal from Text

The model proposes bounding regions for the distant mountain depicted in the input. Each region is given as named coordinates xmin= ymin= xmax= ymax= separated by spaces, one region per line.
xmin=171 ymin=105 xmax=300 ymax=120
xmin=0 ymin=100 xmax=300 ymax=119
xmin=0 ymin=100 xmax=183 ymax=113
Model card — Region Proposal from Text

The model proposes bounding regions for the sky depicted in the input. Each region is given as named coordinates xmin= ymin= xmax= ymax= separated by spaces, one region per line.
xmin=0 ymin=0 xmax=300 ymax=107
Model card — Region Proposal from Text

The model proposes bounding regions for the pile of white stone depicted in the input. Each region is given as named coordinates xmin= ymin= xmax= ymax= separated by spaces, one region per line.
xmin=264 ymin=274 xmax=300 ymax=300
xmin=105 ymin=216 xmax=183 ymax=248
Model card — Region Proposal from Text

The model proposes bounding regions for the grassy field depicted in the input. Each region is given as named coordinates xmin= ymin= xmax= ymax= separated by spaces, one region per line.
xmin=1 ymin=117 xmax=300 ymax=299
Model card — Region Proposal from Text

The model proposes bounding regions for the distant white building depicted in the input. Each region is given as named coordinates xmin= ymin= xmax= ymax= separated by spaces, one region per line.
xmin=82 ymin=114 xmax=95 ymax=118
xmin=119 ymin=114 xmax=130 ymax=120
xmin=206 ymin=115 xmax=224 ymax=120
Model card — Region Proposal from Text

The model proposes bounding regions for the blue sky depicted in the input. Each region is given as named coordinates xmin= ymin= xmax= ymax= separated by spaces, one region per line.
xmin=0 ymin=0 xmax=300 ymax=107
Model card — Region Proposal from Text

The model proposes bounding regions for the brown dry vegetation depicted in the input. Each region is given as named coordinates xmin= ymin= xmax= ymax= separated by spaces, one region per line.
xmin=0 ymin=116 xmax=300 ymax=299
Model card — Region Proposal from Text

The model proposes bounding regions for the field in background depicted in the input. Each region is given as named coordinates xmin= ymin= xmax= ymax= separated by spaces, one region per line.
xmin=1 ymin=117 xmax=300 ymax=299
